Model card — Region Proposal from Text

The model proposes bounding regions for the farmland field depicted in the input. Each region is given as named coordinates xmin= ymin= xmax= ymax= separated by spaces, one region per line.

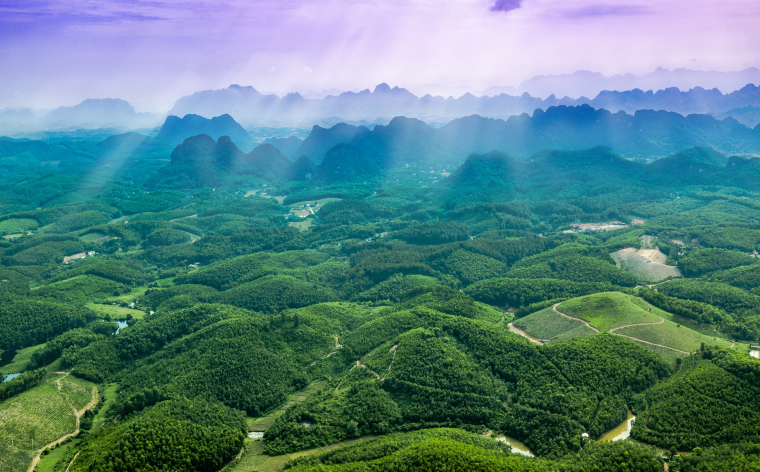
xmin=0 ymin=379 xmax=78 ymax=472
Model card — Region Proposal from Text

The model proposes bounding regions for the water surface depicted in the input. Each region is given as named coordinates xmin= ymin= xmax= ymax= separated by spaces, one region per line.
xmin=495 ymin=435 xmax=534 ymax=457
xmin=599 ymin=411 xmax=635 ymax=442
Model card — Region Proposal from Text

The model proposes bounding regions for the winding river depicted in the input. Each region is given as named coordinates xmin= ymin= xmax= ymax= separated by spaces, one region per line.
xmin=599 ymin=411 xmax=636 ymax=442
xmin=495 ymin=435 xmax=535 ymax=457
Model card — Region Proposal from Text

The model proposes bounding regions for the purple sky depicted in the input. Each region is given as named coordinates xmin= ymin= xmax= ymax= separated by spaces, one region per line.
xmin=1 ymin=0 xmax=759 ymax=112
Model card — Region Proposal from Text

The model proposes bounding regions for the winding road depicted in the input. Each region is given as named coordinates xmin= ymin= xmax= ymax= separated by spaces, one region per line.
xmin=509 ymin=303 xmax=692 ymax=355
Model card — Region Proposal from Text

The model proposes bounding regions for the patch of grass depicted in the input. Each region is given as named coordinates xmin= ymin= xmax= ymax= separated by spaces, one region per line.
xmin=288 ymin=218 xmax=313 ymax=231
xmin=558 ymin=292 xmax=661 ymax=332
xmin=0 ymin=218 xmax=38 ymax=235
xmin=515 ymin=307 xmax=590 ymax=340
xmin=91 ymin=383 xmax=119 ymax=432
xmin=628 ymin=341 xmax=686 ymax=367
xmin=35 ymin=438 xmax=82 ymax=472
xmin=106 ymin=286 xmax=148 ymax=302
xmin=0 ymin=343 xmax=46 ymax=375
xmin=85 ymin=303 xmax=145 ymax=320
xmin=616 ymin=321 xmax=731 ymax=353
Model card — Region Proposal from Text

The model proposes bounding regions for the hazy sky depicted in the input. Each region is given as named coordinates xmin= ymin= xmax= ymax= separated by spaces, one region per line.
xmin=1 ymin=0 xmax=759 ymax=112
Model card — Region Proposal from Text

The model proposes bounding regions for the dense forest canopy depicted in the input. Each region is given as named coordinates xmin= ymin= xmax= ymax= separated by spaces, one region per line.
xmin=1 ymin=107 xmax=760 ymax=472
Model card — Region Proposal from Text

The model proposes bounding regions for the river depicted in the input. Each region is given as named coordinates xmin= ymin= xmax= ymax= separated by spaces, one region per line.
xmin=599 ymin=411 xmax=635 ymax=442
xmin=495 ymin=435 xmax=534 ymax=457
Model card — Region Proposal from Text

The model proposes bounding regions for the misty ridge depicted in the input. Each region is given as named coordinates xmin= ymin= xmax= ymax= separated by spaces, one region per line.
xmin=1 ymin=67 xmax=760 ymax=137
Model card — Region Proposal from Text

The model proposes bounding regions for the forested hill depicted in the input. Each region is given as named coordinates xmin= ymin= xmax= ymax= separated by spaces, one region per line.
xmin=263 ymin=105 xmax=760 ymax=167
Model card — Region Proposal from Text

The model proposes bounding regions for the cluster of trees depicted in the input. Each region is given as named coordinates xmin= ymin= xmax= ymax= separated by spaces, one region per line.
xmin=0 ymin=368 xmax=45 ymax=401
xmin=632 ymin=348 xmax=760 ymax=450
xmin=285 ymin=427 xmax=665 ymax=472
xmin=0 ymin=300 xmax=95 ymax=351
xmin=677 ymin=248 xmax=758 ymax=277
xmin=65 ymin=398 xmax=246 ymax=472
xmin=466 ymin=277 xmax=623 ymax=309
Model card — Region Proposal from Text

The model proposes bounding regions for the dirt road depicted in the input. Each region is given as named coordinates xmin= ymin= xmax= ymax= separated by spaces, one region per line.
xmin=27 ymin=376 xmax=99 ymax=472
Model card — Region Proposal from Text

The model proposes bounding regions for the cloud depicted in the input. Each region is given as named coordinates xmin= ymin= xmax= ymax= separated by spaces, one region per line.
xmin=490 ymin=0 xmax=523 ymax=12
xmin=559 ymin=4 xmax=650 ymax=19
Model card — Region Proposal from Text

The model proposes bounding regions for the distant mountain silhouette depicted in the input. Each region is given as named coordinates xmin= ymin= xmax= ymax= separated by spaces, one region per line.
xmin=156 ymin=114 xmax=252 ymax=147
xmin=312 ymin=105 xmax=760 ymax=169
xmin=294 ymin=123 xmax=368 ymax=163
xmin=0 ymin=99 xmax=161 ymax=135
xmin=517 ymin=67 xmax=760 ymax=100
xmin=166 ymin=81 xmax=760 ymax=128
xmin=263 ymin=135 xmax=303 ymax=157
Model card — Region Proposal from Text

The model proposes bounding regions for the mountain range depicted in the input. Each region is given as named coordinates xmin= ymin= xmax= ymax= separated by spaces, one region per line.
xmin=148 ymin=104 xmax=760 ymax=190
xmin=264 ymin=105 xmax=760 ymax=165
xmin=0 ymin=99 xmax=162 ymax=136
xmin=169 ymin=82 xmax=760 ymax=128
xmin=514 ymin=67 xmax=760 ymax=100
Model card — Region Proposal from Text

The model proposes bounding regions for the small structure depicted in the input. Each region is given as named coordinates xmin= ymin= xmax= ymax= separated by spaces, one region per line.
xmin=750 ymin=345 xmax=760 ymax=350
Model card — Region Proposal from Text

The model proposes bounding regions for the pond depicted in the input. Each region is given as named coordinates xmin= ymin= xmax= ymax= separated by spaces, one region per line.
xmin=115 ymin=320 xmax=128 ymax=335
xmin=101 ymin=319 xmax=129 ymax=335
xmin=2 ymin=373 xmax=21 ymax=382
xmin=599 ymin=411 xmax=636 ymax=442
xmin=495 ymin=435 xmax=534 ymax=457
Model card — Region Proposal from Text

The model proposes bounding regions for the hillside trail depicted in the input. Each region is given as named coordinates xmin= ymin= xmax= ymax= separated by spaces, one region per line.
xmin=552 ymin=304 xmax=600 ymax=333
xmin=27 ymin=375 xmax=99 ymax=472
xmin=310 ymin=334 xmax=343 ymax=366
xmin=553 ymin=303 xmax=691 ymax=355
xmin=335 ymin=342 xmax=399 ymax=390
xmin=507 ymin=323 xmax=544 ymax=345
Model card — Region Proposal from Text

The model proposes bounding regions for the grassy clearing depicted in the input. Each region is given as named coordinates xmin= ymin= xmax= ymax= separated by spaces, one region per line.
xmin=106 ymin=285 xmax=148 ymax=302
xmin=0 ymin=218 xmax=38 ymax=235
xmin=616 ymin=321 xmax=731 ymax=353
xmin=91 ymin=383 xmax=119 ymax=432
xmin=0 ymin=343 xmax=46 ymax=375
xmin=85 ymin=302 xmax=145 ymax=320
xmin=288 ymin=218 xmax=313 ymax=231
xmin=558 ymin=292 xmax=661 ymax=332
xmin=79 ymin=231 xmax=109 ymax=243
xmin=34 ymin=437 xmax=82 ymax=472
xmin=612 ymin=248 xmax=681 ymax=284
xmin=0 ymin=380 xmax=76 ymax=471
xmin=515 ymin=307 xmax=592 ymax=340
